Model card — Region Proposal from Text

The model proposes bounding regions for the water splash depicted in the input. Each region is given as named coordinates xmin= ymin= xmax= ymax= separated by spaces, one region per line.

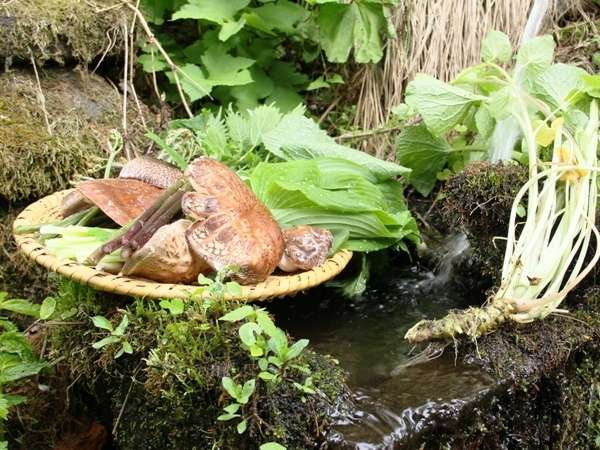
xmin=488 ymin=0 xmax=551 ymax=162
xmin=422 ymin=232 xmax=471 ymax=289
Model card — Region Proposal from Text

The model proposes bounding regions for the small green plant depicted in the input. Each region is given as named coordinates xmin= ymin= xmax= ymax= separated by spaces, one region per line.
xmin=0 ymin=292 xmax=45 ymax=447
xmin=91 ymin=314 xmax=133 ymax=358
xmin=217 ymin=376 xmax=256 ymax=434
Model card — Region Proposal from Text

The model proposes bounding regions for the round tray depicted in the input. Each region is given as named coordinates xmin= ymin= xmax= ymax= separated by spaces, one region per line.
xmin=13 ymin=190 xmax=353 ymax=301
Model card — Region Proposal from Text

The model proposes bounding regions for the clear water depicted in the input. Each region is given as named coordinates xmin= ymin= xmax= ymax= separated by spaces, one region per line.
xmin=269 ymin=255 xmax=494 ymax=448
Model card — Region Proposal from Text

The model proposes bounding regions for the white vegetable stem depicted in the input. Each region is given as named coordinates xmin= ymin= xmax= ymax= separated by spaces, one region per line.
xmin=495 ymin=100 xmax=600 ymax=322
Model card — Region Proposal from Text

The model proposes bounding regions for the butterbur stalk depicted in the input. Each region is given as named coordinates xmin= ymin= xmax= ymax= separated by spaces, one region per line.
xmin=406 ymin=101 xmax=600 ymax=343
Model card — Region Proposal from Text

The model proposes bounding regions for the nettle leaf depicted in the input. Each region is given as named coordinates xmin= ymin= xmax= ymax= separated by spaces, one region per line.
xmin=318 ymin=2 xmax=390 ymax=64
xmin=516 ymin=35 xmax=555 ymax=86
xmin=405 ymin=74 xmax=485 ymax=136
xmin=481 ymin=30 xmax=512 ymax=63
xmin=396 ymin=125 xmax=452 ymax=196
xmin=530 ymin=63 xmax=587 ymax=111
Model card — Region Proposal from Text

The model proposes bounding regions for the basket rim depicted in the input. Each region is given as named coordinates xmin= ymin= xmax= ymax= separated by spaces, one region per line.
xmin=12 ymin=189 xmax=353 ymax=301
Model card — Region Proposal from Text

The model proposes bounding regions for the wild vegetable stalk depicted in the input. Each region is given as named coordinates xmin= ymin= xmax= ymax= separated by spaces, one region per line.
xmin=85 ymin=178 xmax=189 ymax=265
xmin=406 ymin=101 xmax=600 ymax=343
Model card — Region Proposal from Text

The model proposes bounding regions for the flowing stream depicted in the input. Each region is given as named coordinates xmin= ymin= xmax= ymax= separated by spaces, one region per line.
xmin=269 ymin=239 xmax=494 ymax=449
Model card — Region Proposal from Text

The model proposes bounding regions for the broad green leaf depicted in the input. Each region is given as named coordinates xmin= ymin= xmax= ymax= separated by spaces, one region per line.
xmin=474 ymin=107 xmax=495 ymax=139
xmin=159 ymin=299 xmax=185 ymax=315
xmin=91 ymin=316 xmax=113 ymax=332
xmin=249 ymin=345 xmax=264 ymax=357
xmin=239 ymin=379 xmax=256 ymax=404
xmin=0 ymin=298 xmax=40 ymax=318
xmin=250 ymin=0 xmax=308 ymax=34
xmin=261 ymin=106 xmax=410 ymax=180
xmin=260 ymin=443 xmax=286 ymax=450
xmin=0 ymin=361 xmax=45 ymax=383
xmin=219 ymin=18 xmax=246 ymax=41
xmin=140 ymin=0 xmax=173 ymax=25
xmin=318 ymin=2 xmax=389 ymax=63
xmin=169 ymin=64 xmax=212 ymax=101
xmin=201 ymin=49 xmax=254 ymax=86
xmin=516 ymin=35 xmax=555 ymax=86
xmin=91 ymin=335 xmax=120 ymax=349
xmin=265 ymin=86 xmax=303 ymax=112
xmin=219 ymin=305 xmax=254 ymax=322
xmin=486 ymin=86 xmax=514 ymax=120
xmin=39 ymin=297 xmax=56 ymax=320
xmin=396 ymin=125 xmax=452 ymax=196
xmin=481 ymin=30 xmax=512 ymax=63
xmin=582 ymin=74 xmax=600 ymax=98
xmin=405 ymin=74 xmax=485 ymax=136
xmin=237 ymin=419 xmax=248 ymax=434
xmin=226 ymin=105 xmax=282 ymax=147
xmin=530 ymin=63 xmax=587 ymax=110
xmin=172 ymin=0 xmax=250 ymax=23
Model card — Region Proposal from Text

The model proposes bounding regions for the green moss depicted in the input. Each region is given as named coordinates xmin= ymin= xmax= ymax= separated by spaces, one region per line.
xmin=0 ymin=68 xmax=152 ymax=202
xmin=440 ymin=161 xmax=528 ymax=281
xmin=34 ymin=280 xmax=350 ymax=450
xmin=0 ymin=0 xmax=126 ymax=65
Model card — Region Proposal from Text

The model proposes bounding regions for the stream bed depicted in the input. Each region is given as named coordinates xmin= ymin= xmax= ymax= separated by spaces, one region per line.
xmin=269 ymin=253 xmax=495 ymax=449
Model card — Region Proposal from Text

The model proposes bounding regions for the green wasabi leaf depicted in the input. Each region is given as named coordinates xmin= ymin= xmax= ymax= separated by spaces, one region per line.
xmin=395 ymin=125 xmax=451 ymax=196
xmin=516 ymin=35 xmax=555 ymax=86
xmin=530 ymin=63 xmax=587 ymax=111
xmin=481 ymin=30 xmax=512 ymax=63
xmin=405 ymin=74 xmax=485 ymax=136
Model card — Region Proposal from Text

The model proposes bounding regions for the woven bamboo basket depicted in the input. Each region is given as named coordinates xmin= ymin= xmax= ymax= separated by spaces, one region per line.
xmin=13 ymin=190 xmax=353 ymax=301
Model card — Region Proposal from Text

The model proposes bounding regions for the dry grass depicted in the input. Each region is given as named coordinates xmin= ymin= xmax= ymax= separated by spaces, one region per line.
xmin=352 ymin=0 xmax=598 ymax=158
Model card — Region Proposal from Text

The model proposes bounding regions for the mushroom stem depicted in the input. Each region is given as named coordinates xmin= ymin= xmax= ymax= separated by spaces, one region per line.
xmin=85 ymin=178 xmax=189 ymax=266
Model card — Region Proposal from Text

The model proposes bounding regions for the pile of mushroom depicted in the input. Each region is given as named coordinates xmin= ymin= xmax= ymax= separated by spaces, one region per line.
xmin=62 ymin=156 xmax=333 ymax=285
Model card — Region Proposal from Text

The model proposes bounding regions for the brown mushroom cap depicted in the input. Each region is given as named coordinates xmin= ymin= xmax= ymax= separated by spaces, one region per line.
xmin=119 ymin=156 xmax=182 ymax=189
xmin=184 ymin=158 xmax=284 ymax=284
xmin=278 ymin=226 xmax=333 ymax=272
xmin=77 ymin=179 xmax=163 ymax=226
xmin=121 ymin=219 xmax=210 ymax=283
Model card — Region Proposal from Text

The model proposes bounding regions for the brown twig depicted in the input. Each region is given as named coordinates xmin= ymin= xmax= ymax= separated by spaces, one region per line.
xmin=29 ymin=50 xmax=52 ymax=135
xmin=335 ymin=125 xmax=404 ymax=142
xmin=120 ymin=0 xmax=207 ymax=118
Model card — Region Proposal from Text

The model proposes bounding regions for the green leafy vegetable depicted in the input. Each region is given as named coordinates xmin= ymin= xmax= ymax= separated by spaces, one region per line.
xmin=481 ymin=30 xmax=512 ymax=63
xmin=249 ymin=158 xmax=419 ymax=252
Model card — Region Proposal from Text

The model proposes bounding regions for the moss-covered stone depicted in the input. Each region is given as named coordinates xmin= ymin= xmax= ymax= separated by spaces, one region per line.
xmin=0 ymin=0 xmax=126 ymax=66
xmin=0 ymin=206 xmax=52 ymax=301
xmin=16 ymin=280 xmax=351 ymax=450
xmin=0 ymin=67 xmax=153 ymax=202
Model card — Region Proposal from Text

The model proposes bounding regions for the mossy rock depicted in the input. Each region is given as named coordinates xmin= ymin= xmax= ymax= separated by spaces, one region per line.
xmin=0 ymin=205 xmax=52 ymax=301
xmin=0 ymin=0 xmax=126 ymax=65
xmin=15 ymin=280 xmax=351 ymax=449
xmin=0 ymin=67 xmax=152 ymax=203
